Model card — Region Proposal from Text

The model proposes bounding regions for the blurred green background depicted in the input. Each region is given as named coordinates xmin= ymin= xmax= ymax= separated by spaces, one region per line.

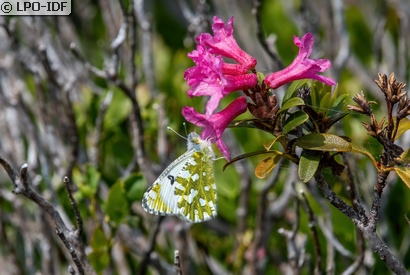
xmin=0 ymin=0 xmax=409 ymax=274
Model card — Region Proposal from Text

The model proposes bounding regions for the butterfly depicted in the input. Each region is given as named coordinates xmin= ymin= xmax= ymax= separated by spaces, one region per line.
xmin=142 ymin=132 xmax=217 ymax=223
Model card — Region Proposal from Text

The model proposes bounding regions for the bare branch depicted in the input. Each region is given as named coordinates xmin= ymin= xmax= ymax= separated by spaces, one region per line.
xmin=138 ymin=217 xmax=164 ymax=275
xmin=368 ymin=170 xmax=389 ymax=231
xmin=116 ymin=224 xmax=173 ymax=274
xmin=314 ymin=172 xmax=359 ymax=222
xmin=63 ymin=177 xmax=83 ymax=236
xmin=314 ymin=170 xmax=408 ymax=274
xmin=91 ymin=91 xmax=113 ymax=167
xmin=252 ymin=0 xmax=283 ymax=69
xmin=278 ymin=198 xmax=307 ymax=275
xmin=174 ymin=250 xmax=183 ymax=275
xmin=300 ymin=191 xmax=322 ymax=275
xmin=0 ymin=157 xmax=96 ymax=275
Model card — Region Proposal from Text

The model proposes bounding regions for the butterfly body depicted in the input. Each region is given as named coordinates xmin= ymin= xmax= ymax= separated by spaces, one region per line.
xmin=142 ymin=132 xmax=217 ymax=223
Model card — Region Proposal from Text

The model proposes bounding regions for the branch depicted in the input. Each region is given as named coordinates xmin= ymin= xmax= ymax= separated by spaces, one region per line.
xmin=314 ymin=170 xmax=409 ymax=274
xmin=63 ymin=177 xmax=83 ymax=236
xmin=0 ymin=157 xmax=96 ymax=275
xmin=356 ymin=227 xmax=409 ymax=274
xmin=368 ymin=170 xmax=390 ymax=231
xmin=342 ymin=154 xmax=368 ymax=223
xmin=70 ymin=11 xmax=156 ymax=183
xmin=91 ymin=91 xmax=113 ymax=167
xmin=278 ymin=198 xmax=306 ymax=275
xmin=314 ymin=172 xmax=360 ymax=222
xmin=252 ymin=0 xmax=284 ymax=69
xmin=342 ymin=154 xmax=366 ymax=274
xmin=174 ymin=250 xmax=183 ymax=275
xmin=300 ymin=191 xmax=322 ymax=274
xmin=138 ymin=217 xmax=164 ymax=275
xmin=249 ymin=158 xmax=283 ymax=273
xmin=116 ymin=223 xmax=173 ymax=274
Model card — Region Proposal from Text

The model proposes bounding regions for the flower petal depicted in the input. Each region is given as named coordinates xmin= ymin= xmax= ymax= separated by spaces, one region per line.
xmin=182 ymin=96 xmax=248 ymax=161
xmin=264 ymin=33 xmax=335 ymax=89
xmin=197 ymin=16 xmax=256 ymax=69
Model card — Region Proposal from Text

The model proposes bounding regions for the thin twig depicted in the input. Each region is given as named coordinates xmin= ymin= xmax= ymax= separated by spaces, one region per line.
xmin=63 ymin=177 xmax=83 ymax=236
xmin=138 ymin=217 xmax=164 ymax=275
xmin=174 ymin=222 xmax=191 ymax=274
xmin=278 ymin=197 xmax=305 ymax=275
xmin=63 ymin=89 xmax=80 ymax=179
xmin=70 ymin=26 xmax=156 ymax=183
xmin=342 ymin=153 xmax=366 ymax=274
xmin=133 ymin=0 xmax=156 ymax=96
xmin=174 ymin=250 xmax=183 ymax=275
xmin=248 ymin=158 xmax=282 ymax=273
xmin=252 ymin=0 xmax=284 ymax=69
xmin=126 ymin=0 xmax=138 ymax=92
xmin=343 ymin=154 xmax=368 ymax=223
xmin=55 ymin=227 xmax=85 ymax=275
xmin=368 ymin=170 xmax=389 ymax=231
xmin=314 ymin=171 xmax=408 ymax=274
xmin=0 ymin=157 xmax=96 ymax=275
xmin=341 ymin=229 xmax=365 ymax=275
xmin=300 ymin=191 xmax=322 ymax=275
xmin=92 ymin=91 xmax=113 ymax=167
xmin=331 ymin=0 xmax=350 ymax=77
xmin=116 ymin=224 xmax=173 ymax=274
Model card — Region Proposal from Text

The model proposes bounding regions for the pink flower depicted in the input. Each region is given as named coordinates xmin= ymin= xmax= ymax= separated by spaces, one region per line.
xmin=185 ymin=44 xmax=257 ymax=116
xmin=264 ymin=33 xmax=336 ymax=89
xmin=197 ymin=16 xmax=257 ymax=70
xmin=182 ymin=96 xmax=248 ymax=161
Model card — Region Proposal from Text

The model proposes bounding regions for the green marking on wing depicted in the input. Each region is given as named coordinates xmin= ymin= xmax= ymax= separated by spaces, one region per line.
xmin=144 ymin=183 xmax=172 ymax=214
xmin=175 ymin=151 xmax=216 ymax=222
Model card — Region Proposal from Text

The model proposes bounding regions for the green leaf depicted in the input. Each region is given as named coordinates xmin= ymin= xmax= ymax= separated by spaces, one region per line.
xmin=298 ymin=151 xmax=321 ymax=183
xmin=395 ymin=166 xmax=410 ymax=189
xmin=283 ymin=79 xmax=309 ymax=102
xmin=295 ymin=133 xmax=352 ymax=152
xmin=88 ymin=251 xmax=110 ymax=273
xmin=328 ymin=93 xmax=347 ymax=118
xmin=255 ymin=151 xmax=283 ymax=179
xmin=278 ymin=97 xmax=305 ymax=114
xmin=104 ymin=90 xmax=132 ymax=130
xmin=123 ymin=173 xmax=147 ymax=202
xmin=395 ymin=117 xmax=410 ymax=140
xmin=90 ymin=227 xmax=109 ymax=251
xmin=104 ymin=181 xmax=129 ymax=224
xmin=319 ymin=92 xmax=331 ymax=113
xmin=283 ymin=111 xmax=309 ymax=133
xmin=309 ymin=82 xmax=321 ymax=110
xmin=73 ymin=164 xmax=101 ymax=199
xmin=89 ymin=227 xmax=110 ymax=273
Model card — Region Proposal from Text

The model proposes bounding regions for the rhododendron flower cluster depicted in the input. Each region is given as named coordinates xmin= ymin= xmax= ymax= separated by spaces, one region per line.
xmin=182 ymin=16 xmax=335 ymax=161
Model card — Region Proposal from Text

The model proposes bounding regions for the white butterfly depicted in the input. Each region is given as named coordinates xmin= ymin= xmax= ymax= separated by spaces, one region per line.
xmin=142 ymin=132 xmax=217 ymax=223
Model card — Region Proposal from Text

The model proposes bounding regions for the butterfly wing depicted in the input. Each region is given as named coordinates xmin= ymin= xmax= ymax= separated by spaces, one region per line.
xmin=142 ymin=149 xmax=195 ymax=216
xmin=142 ymin=145 xmax=217 ymax=223
xmin=173 ymin=150 xmax=217 ymax=222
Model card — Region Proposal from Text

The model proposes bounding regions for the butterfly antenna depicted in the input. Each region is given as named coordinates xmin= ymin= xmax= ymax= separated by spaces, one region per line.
xmin=183 ymin=122 xmax=188 ymax=136
xmin=167 ymin=127 xmax=187 ymax=140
